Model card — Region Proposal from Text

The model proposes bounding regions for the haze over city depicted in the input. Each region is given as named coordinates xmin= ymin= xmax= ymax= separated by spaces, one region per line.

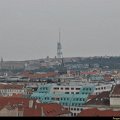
xmin=0 ymin=0 xmax=120 ymax=61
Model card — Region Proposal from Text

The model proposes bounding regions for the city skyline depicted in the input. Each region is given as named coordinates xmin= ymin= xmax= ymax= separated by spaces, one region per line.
xmin=0 ymin=0 xmax=120 ymax=61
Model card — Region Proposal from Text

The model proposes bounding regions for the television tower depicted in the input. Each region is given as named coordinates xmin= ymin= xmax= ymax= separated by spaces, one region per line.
xmin=0 ymin=57 xmax=3 ymax=70
xmin=57 ymin=29 xmax=63 ymax=59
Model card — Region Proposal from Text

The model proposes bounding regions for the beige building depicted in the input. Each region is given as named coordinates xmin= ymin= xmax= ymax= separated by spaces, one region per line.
xmin=0 ymin=84 xmax=26 ymax=97
xmin=110 ymin=84 xmax=120 ymax=107
xmin=0 ymin=105 xmax=20 ymax=116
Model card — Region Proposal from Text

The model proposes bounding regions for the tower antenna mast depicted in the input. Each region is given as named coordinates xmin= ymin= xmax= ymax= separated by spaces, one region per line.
xmin=57 ymin=28 xmax=62 ymax=59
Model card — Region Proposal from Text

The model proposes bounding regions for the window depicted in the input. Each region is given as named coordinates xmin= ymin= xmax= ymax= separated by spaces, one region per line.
xmin=79 ymin=103 xmax=81 ymax=106
xmin=74 ymin=113 xmax=76 ymax=116
xmin=71 ymin=92 xmax=74 ymax=94
xmin=65 ymin=103 xmax=68 ymax=106
xmin=52 ymin=98 xmax=54 ymax=100
xmin=71 ymin=108 xmax=73 ymax=110
xmin=65 ymin=92 xmax=69 ymax=94
xmin=71 ymin=88 xmax=74 ymax=90
xmin=76 ymin=92 xmax=79 ymax=94
xmin=46 ymin=97 xmax=49 ymax=100
xmin=86 ymin=88 xmax=88 ymax=90
xmin=75 ymin=103 xmax=78 ymax=106
xmin=77 ymin=108 xmax=79 ymax=111
xmin=74 ymin=108 xmax=76 ymax=110
xmin=61 ymin=87 xmax=63 ymax=90
xmin=56 ymin=98 xmax=59 ymax=101
xmin=54 ymin=87 xmax=59 ymax=90
xmin=76 ymin=88 xmax=80 ymax=90
xmin=89 ymin=88 xmax=91 ymax=91
xmin=73 ymin=98 xmax=76 ymax=101
xmin=101 ymin=87 xmax=103 ymax=89
xmin=83 ymin=88 xmax=85 ymax=90
xmin=96 ymin=88 xmax=97 ymax=90
xmin=76 ymin=98 xmax=79 ymax=101
xmin=65 ymin=88 xmax=69 ymax=90
xmin=104 ymin=87 xmax=106 ymax=89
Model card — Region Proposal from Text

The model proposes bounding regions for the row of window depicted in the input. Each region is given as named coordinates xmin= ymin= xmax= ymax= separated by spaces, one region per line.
xmin=0 ymin=89 xmax=22 ymax=92
xmin=39 ymin=87 xmax=48 ymax=90
xmin=34 ymin=96 xmax=85 ymax=102
xmin=70 ymin=107 xmax=82 ymax=111
xmin=61 ymin=102 xmax=82 ymax=106
xmin=81 ymin=92 xmax=90 ymax=95
xmin=61 ymin=97 xmax=85 ymax=102
xmin=73 ymin=98 xmax=85 ymax=101
xmin=96 ymin=87 xmax=106 ymax=90
xmin=82 ymin=88 xmax=92 ymax=91
xmin=65 ymin=92 xmax=79 ymax=94
xmin=71 ymin=113 xmax=78 ymax=116
xmin=54 ymin=87 xmax=92 ymax=91
xmin=44 ymin=97 xmax=50 ymax=100
xmin=54 ymin=87 xmax=80 ymax=90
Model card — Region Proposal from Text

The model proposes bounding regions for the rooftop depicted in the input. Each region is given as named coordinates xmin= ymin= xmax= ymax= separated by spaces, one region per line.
xmin=78 ymin=108 xmax=120 ymax=116
xmin=0 ymin=84 xmax=24 ymax=89
xmin=110 ymin=84 xmax=120 ymax=95
xmin=0 ymin=97 xmax=70 ymax=116
xmin=85 ymin=91 xmax=110 ymax=106
xmin=21 ymin=72 xmax=58 ymax=79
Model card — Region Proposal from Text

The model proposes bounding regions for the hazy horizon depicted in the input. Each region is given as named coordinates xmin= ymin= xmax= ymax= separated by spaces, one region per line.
xmin=0 ymin=0 xmax=120 ymax=61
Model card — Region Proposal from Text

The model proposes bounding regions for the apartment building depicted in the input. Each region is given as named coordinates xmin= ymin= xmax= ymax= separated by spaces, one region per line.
xmin=0 ymin=84 xmax=26 ymax=97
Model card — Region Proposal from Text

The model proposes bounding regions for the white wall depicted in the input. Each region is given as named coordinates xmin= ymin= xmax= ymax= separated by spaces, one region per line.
xmin=110 ymin=97 xmax=120 ymax=106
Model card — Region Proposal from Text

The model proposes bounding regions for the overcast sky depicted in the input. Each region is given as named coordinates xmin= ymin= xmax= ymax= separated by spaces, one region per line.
xmin=0 ymin=0 xmax=120 ymax=61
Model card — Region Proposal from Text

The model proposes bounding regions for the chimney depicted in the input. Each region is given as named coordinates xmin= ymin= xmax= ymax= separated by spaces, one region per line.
xmin=41 ymin=107 xmax=45 ymax=117
xmin=18 ymin=107 xmax=24 ymax=116
xmin=29 ymin=100 xmax=33 ymax=108
xmin=35 ymin=104 xmax=37 ymax=109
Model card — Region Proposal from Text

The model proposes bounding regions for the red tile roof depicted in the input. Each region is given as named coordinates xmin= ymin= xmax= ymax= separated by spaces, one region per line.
xmin=0 ymin=97 xmax=32 ymax=108
xmin=21 ymin=72 xmax=58 ymax=79
xmin=23 ymin=108 xmax=41 ymax=116
xmin=111 ymin=84 xmax=120 ymax=95
xmin=10 ymin=93 xmax=23 ymax=98
xmin=36 ymin=103 xmax=70 ymax=116
xmin=79 ymin=108 xmax=120 ymax=116
xmin=0 ymin=84 xmax=24 ymax=89
xmin=87 ymin=95 xmax=97 ymax=101
xmin=0 ymin=97 xmax=70 ymax=116
xmin=85 ymin=91 xmax=110 ymax=106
